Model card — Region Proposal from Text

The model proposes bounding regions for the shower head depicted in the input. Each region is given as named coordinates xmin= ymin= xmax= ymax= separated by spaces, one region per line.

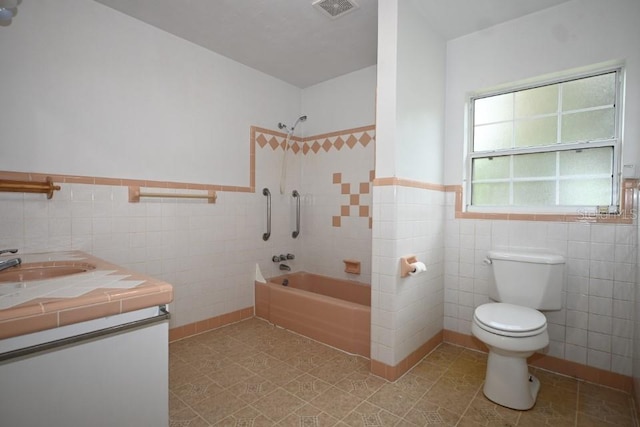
xmin=278 ymin=115 xmax=308 ymax=135
xmin=291 ymin=115 xmax=307 ymax=131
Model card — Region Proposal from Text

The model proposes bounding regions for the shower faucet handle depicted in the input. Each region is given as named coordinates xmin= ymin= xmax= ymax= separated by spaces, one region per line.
xmin=286 ymin=254 xmax=295 ymax=260
xmin=279 ymin=254 xmax=287 ymax=261
xmin=272 ymin=256 xmax=281 ymax=263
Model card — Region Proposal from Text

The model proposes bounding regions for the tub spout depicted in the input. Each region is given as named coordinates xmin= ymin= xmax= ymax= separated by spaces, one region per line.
xmin=0 ymin=257 xmax=21 ymax=272
xmin=279 ymin=264 xmax=291 ymax=271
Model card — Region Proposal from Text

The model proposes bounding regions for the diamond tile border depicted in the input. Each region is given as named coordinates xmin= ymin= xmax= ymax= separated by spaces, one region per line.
xmin=253 ymin=125 xmax=376 ymax=155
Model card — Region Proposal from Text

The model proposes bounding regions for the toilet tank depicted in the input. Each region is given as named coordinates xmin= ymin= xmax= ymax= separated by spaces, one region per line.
xmin=487 ymin=250 xmax=565 ymax=310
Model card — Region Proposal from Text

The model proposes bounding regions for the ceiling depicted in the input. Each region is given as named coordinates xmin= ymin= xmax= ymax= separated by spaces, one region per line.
xmin=93 ymin=0 xmax=572 ymax=88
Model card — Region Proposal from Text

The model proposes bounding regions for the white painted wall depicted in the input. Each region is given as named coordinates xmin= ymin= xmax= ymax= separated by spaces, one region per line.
xmin=444 ymin=0 xmax=640 ymax=185
xmin=374 ymin=0 xmax=398 ymax=180
xmin=301 ymin=66 xmax=377 ymax=136
xmin=0 ymin=0 xmax=300 ymax=186
xmin=396 ymin=0 xmax=446 ymax=184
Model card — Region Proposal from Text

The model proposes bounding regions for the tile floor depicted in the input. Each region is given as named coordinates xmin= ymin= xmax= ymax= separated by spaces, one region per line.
xmin=169 ymin=318 xmax=637 ymax=426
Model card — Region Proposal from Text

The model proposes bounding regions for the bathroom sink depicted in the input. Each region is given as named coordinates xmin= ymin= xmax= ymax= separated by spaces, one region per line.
xmin=0 ymin=262 xmax=96 ymax=283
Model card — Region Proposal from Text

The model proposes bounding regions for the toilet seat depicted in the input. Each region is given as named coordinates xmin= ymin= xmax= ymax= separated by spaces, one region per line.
xmin=474 ymin=303 xmax=547 ymax=338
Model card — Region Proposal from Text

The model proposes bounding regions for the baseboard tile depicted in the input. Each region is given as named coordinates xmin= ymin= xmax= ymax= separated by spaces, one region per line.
xmin=168 ymin=307 xmax=254 ymax=342
xmin=371 ymin=331 xmax=443 ymax=381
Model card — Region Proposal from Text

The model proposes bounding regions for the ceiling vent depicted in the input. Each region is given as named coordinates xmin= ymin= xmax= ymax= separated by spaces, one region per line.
xmin=312 ymin=0 xmax=359 ymax=19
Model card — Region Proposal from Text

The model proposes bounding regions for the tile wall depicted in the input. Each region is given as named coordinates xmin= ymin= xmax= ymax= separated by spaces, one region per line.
xmin=0 ymin=125 xmax=375 ymax=331
xmin=443 ymin=191 xmax=637 ymax=376
xmin=298 ymin=127 xmax=375 ymax=284
xmin=0 ymin=182 xmax=261 ymax=329
xmin=371 ymin=182 xmax=445 ymax=367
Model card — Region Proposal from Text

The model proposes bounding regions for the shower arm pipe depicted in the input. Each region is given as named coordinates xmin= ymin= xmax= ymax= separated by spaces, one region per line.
xmin=292 ymin=190 xmax=300 ymax=238
xmin=262 ymin=188 xmax=271 ymax=241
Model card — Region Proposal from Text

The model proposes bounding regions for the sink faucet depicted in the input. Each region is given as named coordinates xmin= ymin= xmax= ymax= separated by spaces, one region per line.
xmin=0 ymin=257 xmax=21 ymax=272
xmin=279 ymin=264 xmax=291 ymax=271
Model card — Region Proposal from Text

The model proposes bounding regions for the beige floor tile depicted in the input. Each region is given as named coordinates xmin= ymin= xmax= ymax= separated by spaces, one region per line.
xmin=258 ymin=360 xmax=306 ymax=386
xmin=170 ymin=407 xmax=212 ymax=427
xmin=334 ymin=371 xmax=387 ymax=400
xmin=576 ymin=411 xmax=634 ymax=426
xmin=170 ymin=363 xmax=206 ymax=389
xmin=251 ymin=388 xmax=307 ymax=422
xmin=282 ymin=372 xmax=333 ymax=401
xmin=207 ymin=363 xmax=255 ymax=388
xmin=189 ymin=351 xmax=235 ymax=373
xmin=403 ymin=398 xmax=462 ymax=426
xmin=578 ymin=382 xmax=635 ymax=426
xmin=225 ymin=374 xmax=279 ymax=404
xmin=459 ymin=394 xmax=520 ymax=426
xmin=171 ymin=375 xmax=225 ymax=406
xmin=190 ymin=390 xmax=246 ymax=425
xmin=310 ymin=386 xmax=365 ymax=420
xmin=408 ymin=360 xmax=448 ymax=383
xmin=277 ymin=403 xmax=340 ymax=427
xmin=236 ymin=352 xmax=282 ymax=374
xmin=420 ymin=382 xmax=477 ymax=416
xmin=394 ymin=372 xmax=437 ymax=400
xmin=366 ymin=382 xmax=421 ymax=418
xmin=168 ymin=319 xmax=637 ymax=427
xmin=169 ymin=390 xmax=189 ymax=415
xmin=340 ymin=401 xmax=401 ymax=426
xmin=284 ymin=350 xmax=329 ymax=372
xmin=308 ymin=359 xmax=361 ymax=385
xmin=214 ymin=405 xmax=275 ymax=427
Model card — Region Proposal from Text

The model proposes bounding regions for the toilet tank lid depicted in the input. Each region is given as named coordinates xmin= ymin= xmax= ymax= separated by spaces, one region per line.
xmin=488 ymin=250 xmax=565 ymax=265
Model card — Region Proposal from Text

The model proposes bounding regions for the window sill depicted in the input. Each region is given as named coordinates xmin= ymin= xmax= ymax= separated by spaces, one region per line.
xmin=449 ymin=179 xmax=637 ymax=224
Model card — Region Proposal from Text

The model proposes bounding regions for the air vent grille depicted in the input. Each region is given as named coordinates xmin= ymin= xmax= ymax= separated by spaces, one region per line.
xmin=312 ymin=0 xmax=359 ymax=19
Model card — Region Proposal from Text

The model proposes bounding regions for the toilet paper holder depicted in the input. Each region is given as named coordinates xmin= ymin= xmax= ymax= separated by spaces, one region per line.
xmin=400 ymin=255 xmax=424 ymax=278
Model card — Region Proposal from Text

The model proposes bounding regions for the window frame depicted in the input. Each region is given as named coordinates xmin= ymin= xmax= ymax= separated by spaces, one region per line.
xmin=464 ymin=66 xmax=625 ymax=215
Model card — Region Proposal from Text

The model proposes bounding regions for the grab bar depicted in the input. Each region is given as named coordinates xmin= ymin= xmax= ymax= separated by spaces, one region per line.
xmin=292 ymin=190 xmax=300 ymax=238
xmin=262 ymin=188 xmax=271 ymax=241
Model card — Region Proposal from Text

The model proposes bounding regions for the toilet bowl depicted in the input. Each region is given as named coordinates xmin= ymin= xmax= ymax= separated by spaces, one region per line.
xmin=472 ymin=302 xmax=548 ymax=410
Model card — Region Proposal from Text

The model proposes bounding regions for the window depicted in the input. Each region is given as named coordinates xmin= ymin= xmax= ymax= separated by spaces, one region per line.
xmin=467 ymin=68 xmax=623 ymax=213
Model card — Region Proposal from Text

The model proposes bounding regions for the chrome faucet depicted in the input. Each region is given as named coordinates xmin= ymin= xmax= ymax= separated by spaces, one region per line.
xmin=0 ymin=249 xmax=18 ymax=256
xmin=0 ymin=257 xmax=21 ymax=272
xmin=279 ymin=264 xmax=291 ymax=271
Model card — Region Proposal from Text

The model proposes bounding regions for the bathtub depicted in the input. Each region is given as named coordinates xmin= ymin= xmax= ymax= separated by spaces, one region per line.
xmin=255 ymin=272 xmax=371 ymax=358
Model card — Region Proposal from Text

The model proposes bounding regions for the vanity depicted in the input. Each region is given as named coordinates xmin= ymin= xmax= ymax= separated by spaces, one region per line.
xmin=0 ymin=251 xmax=174 ymax=427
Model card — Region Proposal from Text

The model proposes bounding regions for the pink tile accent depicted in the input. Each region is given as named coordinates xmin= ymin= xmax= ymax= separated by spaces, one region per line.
xmin=332 ymin=173 xmax=342 ymax=184
xmin=0 ymin=251 xmax=173 ymax=340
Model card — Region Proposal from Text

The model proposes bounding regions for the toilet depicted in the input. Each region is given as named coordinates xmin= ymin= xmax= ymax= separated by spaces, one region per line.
xmin=471 ymin=250 xmax=565 ymax=410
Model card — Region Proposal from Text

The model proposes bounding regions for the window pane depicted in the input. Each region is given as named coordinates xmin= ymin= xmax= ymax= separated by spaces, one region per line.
xmin=474 ymin=93 xmax=513 ymax=125
xmin=515 ymin=85 xmax=558 ymax=117
xmin=474 ymin=122 xmax=513 ymax=151
xmin=559 ymin=147 xmax=613 ymax=176
xmin=472 ymin=183 xmax=509 ymax=205
xmin=562 ymin=72 xmax=616 ymax=111
xmin=514 ymin=181 xmax=556 ymax=205
xmin=473 ymin=157 xmax=510 ymax=180
xmin=513 ymin=152 xmax=556 ymax=178
xmin=559 ymin=178 xmax=611 ymax=205
xmin=561 ymin=108 xmax=615 ymax=143
xmin=514 ymin=116 xmax=557 ymax=147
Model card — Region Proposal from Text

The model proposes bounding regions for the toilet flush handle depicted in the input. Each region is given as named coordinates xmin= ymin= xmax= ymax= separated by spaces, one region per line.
xmin=483 ymin=257 xmax=492 ymax=265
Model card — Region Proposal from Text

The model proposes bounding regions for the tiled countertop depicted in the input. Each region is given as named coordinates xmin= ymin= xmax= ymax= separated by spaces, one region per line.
xmin=0 ymin=251 xmax=173 ymax=340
